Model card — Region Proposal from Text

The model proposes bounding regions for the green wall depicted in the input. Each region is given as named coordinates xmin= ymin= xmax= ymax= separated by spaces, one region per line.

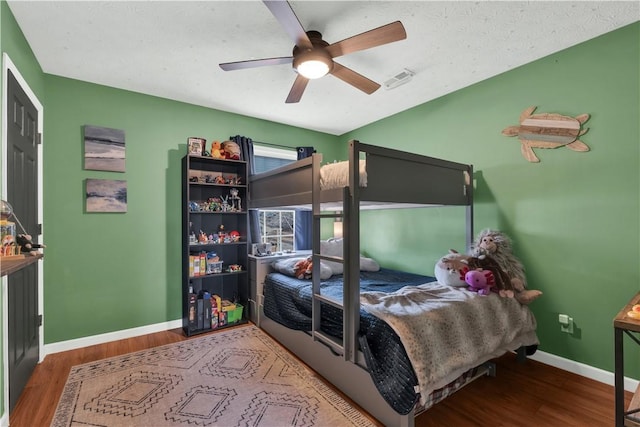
xmin=345 ymin=22 xmax=640 ymax=378
xmin=0 ymin=1 xmax=44 ymax=99
xmin=43 ymin=76 xmax=339 ymax=343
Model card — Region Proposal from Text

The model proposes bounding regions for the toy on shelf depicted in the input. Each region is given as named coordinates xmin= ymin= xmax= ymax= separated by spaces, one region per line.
xmin=188 ymin=170 xmax=242 ymax=186
xmin=188 ymin=226 xmax=243 ymax=245
xmin=210 ymin=141 xmax=224 ymax=159
xmin=230 ymin=188 xmax=242 ymax=211
xmin=0 ymin=200 xmax=45 ymax=258
xmin=16 ymin=234 xmax=45 ymax=256
xmin=227 ymin=264 xmax=242 ymax=273
xmin=221 ymin=140 xmax=241 ymax=160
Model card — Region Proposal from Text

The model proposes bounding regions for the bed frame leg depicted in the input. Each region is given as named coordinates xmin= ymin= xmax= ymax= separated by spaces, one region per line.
xmin=486 ymin=361 xmax=497 ymax=377
xmin=516 ymin=346 xmax=527 ymax=363
xmin=398 ymin=409 xmax=415 ymax=427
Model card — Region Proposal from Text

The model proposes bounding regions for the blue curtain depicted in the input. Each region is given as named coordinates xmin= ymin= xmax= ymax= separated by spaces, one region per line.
xmin=231 ymin=135 xmax=260 ymax=245
xmin=295 ymin=211 xmax=312 ymax=250
xmin=295 ymin=146 xmax=315 ymax=250
xmin=296 ymin=146 xmax=316 ymax=159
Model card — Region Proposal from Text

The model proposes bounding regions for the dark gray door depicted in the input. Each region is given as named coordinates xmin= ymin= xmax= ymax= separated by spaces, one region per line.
xmin=6 ymin=70 xmax=40 ymax=412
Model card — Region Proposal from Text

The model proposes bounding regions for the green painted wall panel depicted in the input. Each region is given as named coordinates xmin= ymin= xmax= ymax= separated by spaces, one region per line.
xmin=42 ymin=75 xmax=339 ymax=343
xmin=345 ymin=23 xmax=640 ymax=378
xmin=1 ymin=1 xmax=44 ymax=99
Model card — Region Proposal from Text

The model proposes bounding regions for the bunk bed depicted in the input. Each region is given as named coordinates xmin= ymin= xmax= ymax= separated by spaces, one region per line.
xmin=248 ymin=140 xmax=538 ymax=427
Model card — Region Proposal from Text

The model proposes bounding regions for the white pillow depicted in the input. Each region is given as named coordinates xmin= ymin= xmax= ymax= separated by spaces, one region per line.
xmin=272 ymin=257 xmax=333 ymax=280
xmin=360 ymin=256 xmax=381 ymax=272
xmin=320 ymin=238 xmax=345 ymax=274
xmin=320 ymin=238 xmax=380 ymax=275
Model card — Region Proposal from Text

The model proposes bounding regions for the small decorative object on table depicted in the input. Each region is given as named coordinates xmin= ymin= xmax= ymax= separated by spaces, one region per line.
xmin=628 ymin=304 xmax=640 ymax=320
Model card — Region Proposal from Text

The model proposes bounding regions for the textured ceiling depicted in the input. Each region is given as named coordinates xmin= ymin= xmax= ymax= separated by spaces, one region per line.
xmin=7 ymin=1 xmax=639 ymax=135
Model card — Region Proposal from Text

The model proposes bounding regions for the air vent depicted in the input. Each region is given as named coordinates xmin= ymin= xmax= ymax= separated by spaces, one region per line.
xmin=384 ymin=68 xmax=415 ymax=90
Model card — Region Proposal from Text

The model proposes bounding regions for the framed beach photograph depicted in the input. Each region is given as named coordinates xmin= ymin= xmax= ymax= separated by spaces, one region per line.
xmin=86 ymin=179 xmax=127 ymax=213
xmin=187 ymin=137 xmax=206 ymax=156
xmin=84 ymin=125 xmax=126 ymax=172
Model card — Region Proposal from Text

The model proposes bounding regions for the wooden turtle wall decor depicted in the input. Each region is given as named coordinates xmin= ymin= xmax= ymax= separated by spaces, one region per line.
xmin=502 ymin=106 xmax=590 ymax=163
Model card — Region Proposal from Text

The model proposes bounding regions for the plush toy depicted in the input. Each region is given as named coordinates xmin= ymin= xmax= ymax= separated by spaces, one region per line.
xmin=465 ymin=269 xmax=495 ymax=295
xmin=466 ymin=254 xmax=515 ymax=298
xmin=434 ymin=250 xmax=470 ymax=287
xmin=470 ymin=229 xmax=542 ymax=304
xmin=294 ymin=256 xmax=313 ymax=280
xmin=210 ymin=141 xmax=223 ymax=159
xmin=221 ymin=140 xmax=241 ymax=160
xmin=16 ymin=233 xmax=45 ymax=256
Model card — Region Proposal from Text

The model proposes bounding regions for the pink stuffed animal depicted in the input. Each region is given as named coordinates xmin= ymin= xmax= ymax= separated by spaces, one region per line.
xmin=465 ymin=268 xmax=495 ymax=296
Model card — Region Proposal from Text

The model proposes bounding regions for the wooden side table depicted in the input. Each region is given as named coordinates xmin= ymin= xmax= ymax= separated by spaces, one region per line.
xmin=614 ymin=292 xmax=640 ymax=426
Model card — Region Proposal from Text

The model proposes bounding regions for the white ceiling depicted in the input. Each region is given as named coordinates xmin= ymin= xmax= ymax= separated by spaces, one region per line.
xmin=7 ymin=1 xmax=639 ymax=135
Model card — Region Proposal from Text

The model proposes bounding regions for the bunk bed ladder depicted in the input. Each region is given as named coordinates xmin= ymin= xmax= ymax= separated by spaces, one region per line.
xmin=310 ymin=176 xmax=353 ymax=360
xmin=311 ymin=209 xmax=346 ymax=357
xmin=310 ymin=142 xmax=362 ymax=365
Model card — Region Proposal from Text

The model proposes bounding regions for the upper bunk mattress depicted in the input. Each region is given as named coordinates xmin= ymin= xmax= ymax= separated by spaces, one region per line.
xmin=319 ymin=159 xmax=367 ymax=189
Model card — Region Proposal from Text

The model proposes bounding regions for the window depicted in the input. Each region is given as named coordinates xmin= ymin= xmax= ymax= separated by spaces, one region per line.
xmin=253 ymin=145 xmax=297 ymax=172
xmin=258 ymin=210 xmax=294 ymax=252
xmin=253 ymin=145 xmax=297 ymax=251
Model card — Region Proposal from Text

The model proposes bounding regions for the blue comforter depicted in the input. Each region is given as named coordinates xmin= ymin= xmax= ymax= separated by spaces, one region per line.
xmin=263 ymin=268 xmax=435 ymax=414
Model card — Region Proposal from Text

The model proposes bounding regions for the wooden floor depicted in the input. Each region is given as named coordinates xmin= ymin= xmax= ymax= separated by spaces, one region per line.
xmin=10 ymin=324 xmax=632 ymax=427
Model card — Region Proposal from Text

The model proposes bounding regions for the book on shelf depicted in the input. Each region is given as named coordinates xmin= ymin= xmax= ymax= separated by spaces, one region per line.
xmin=187 ymin=293 xmax=197 ymax=331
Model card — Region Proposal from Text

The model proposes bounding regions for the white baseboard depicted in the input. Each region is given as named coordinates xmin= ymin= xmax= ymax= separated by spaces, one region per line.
xmin=529 ymin=350 xmax=639 ymax=393
xmin=42 ymin=322 xmax=639 ymax=395
xmin=0 ymin=411 xmax=8 ymax=427
xmin=43 ymin=319 xmax=183 ymax=357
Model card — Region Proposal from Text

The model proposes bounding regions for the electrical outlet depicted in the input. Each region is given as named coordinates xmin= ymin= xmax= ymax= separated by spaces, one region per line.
xmin=558 ymin=314 xmax=574 ymax=334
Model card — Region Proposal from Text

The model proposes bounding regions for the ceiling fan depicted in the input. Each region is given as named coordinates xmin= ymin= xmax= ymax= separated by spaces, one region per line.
xmin=219 ymin=0 xmax=407 ymax=103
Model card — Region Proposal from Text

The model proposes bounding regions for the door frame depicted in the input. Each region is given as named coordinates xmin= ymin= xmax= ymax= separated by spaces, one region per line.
xmin=1 ymin=53 xmax=44 ymax=418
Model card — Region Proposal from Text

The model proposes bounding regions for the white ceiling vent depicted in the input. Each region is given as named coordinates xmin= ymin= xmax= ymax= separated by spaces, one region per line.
xmin=384 ymin=69 xmax=415 ymax=90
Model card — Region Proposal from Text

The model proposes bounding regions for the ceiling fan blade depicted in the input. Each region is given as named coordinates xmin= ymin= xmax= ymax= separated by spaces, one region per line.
xmin=325 ymin=21 xmax=406 ymax=58
xmin=286 ymin=74 xmax=309 ymax=103
xmin=263 ymin=1 xmax=312 ymax=49
xmin=220 ymin=56 xmax=293 ymax=71
xmin=330 ymin=62 xmax=380 ymax=94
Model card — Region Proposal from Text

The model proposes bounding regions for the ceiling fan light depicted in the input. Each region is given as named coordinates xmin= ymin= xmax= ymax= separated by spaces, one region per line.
xmin=293 ymin=50 xmax=332 ymax=79
xmin=297 ymin=60 xmax=330 ymax=79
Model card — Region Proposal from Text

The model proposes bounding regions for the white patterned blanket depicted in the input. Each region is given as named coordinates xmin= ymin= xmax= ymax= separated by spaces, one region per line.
xmin=360 ymin=281 xmax=539 ymax=406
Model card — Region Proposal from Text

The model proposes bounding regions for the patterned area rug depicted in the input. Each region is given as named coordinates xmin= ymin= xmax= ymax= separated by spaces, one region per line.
xmin=52 ymin=325 xmax=375 ymax=426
